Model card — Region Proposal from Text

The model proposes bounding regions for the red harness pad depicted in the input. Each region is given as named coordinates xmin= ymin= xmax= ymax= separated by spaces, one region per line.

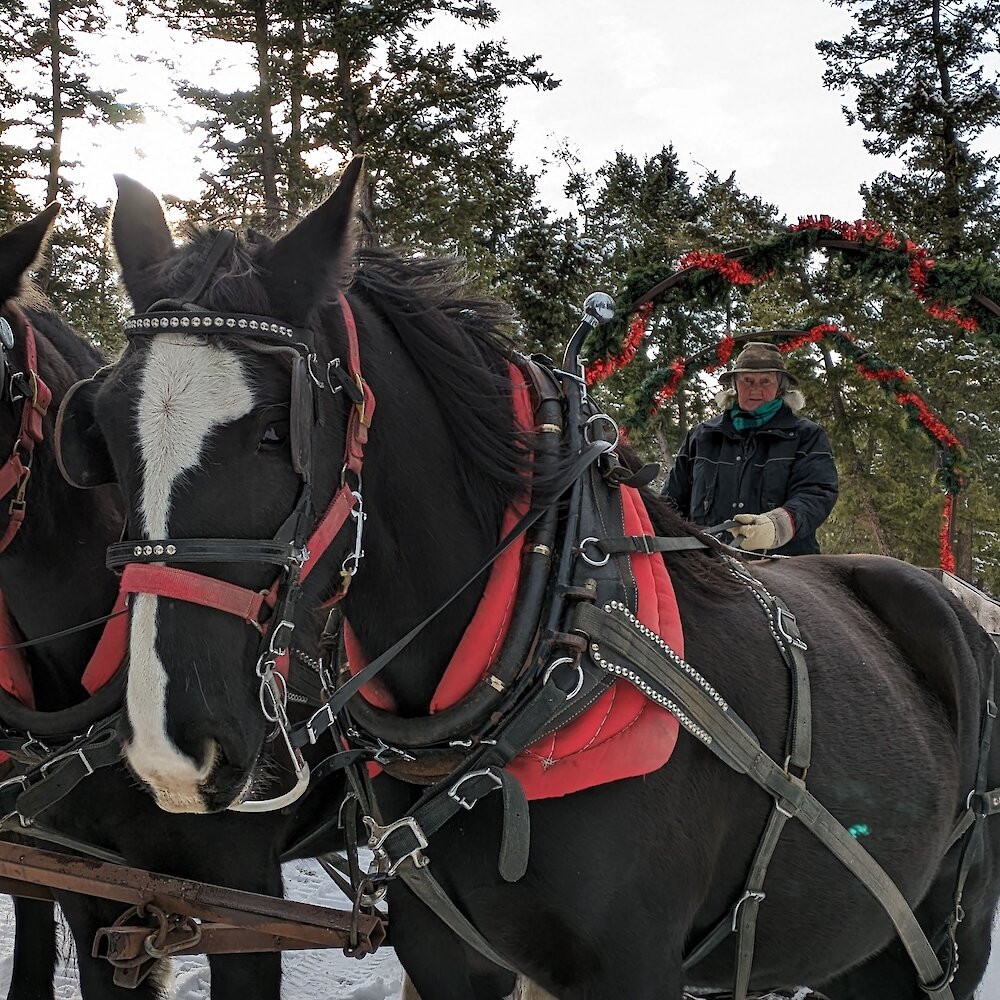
xmin=508 ymin=485 xmax=681 ymax=799
xmin=0 ymin=594 xmax=35 ymax=708
xmin=345 ymin=367 xmax=682 ymax=799
xmin=345 ymin=482 xmax=683 ymax=800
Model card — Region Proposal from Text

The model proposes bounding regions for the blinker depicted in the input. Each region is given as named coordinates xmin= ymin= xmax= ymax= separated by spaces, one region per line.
xmin=0 ymin=317 xmax=14 ymax=351
xmin=290 ymin=354 xmax=315 ymax=481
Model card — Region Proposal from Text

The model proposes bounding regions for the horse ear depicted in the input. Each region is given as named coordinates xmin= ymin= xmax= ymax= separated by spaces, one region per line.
xmin=0 ymin=203 xmax=60 ymax=303
xmin=54 ymin=376 xmax=116 ymax=489
xmin=112 ymin=175 xmax=175 ymax=309
xmin=262 ymin=157 xmax=364 ymax=325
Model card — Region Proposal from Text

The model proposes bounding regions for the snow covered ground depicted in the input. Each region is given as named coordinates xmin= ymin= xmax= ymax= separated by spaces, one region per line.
xmin=0 ymin=858 xmax=996 ymax=999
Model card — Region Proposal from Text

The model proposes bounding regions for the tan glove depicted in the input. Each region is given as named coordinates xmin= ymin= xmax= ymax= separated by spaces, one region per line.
xmin=732 ymin=508 xmax=795 ymax=551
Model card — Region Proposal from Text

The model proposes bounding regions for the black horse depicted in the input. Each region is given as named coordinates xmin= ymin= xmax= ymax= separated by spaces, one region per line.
xmin=0 ymin=209 xmax=350 ymax=999
xmin=63 ymin=161 xmax=1000 ymax=999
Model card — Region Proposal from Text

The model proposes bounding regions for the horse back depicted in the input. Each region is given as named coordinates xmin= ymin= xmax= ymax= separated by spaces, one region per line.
xmin=755 ymin=553 xmax=997 ymax=797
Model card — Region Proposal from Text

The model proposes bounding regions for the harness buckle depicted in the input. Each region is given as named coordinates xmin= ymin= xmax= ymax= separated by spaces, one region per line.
xmin=775 ymin=606 xmax=808 ymax=650
xmin=447 ymin=768 xmax=504 ymax=811
xmin=9 ymin=465 xmax=30 ymax=514
xmin=731 ymin=890 xmax=766 ymax=931
xmin=306 ymin=702 xmax=337 ymax=745
xmin=40 ymin=747 xmax=95 ymax=778
xmin=0 ymin=774 xmax=29 ymax=798
xmin=19 ymin=734 xmax=50 ymax=760
xmin=354 ymin=374 xmax=367 ymax=425
xmin=372 ymin=739 xmax=415 ymax=765
xmin=268 ymin=619 xmax=296 ymax=656
xmin=7 ymin=372 xmax=26 ymax=404
xmin=363 ymin=815 xmax=430 ymax=876
xmin=341 ymin=491 xmax=366 ymax=579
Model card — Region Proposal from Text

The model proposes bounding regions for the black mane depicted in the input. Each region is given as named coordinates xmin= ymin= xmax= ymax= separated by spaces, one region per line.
xmin=348 ymin=248 xmax=530 ymax=529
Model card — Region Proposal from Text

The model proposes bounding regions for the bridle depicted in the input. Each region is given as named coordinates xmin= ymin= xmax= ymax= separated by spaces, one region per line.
xmin=0 ymin=306 xmax=52 ymax=554
xmin=103 ymin=280 xmax=375 ymax=812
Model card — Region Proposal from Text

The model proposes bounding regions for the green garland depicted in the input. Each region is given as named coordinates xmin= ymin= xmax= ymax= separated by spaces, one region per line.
xmin=585 ymin=217 xmax=1000 ymax=571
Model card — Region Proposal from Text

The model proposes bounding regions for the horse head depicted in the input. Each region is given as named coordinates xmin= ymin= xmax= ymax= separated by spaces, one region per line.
xmin=57 ymin=157 xmax=534 ymax=815
xmin=0 ymin=208 xmax=123 ymax=706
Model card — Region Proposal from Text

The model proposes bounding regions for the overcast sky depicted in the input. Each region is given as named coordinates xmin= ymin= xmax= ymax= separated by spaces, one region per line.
xmin=491 ymin=0 xmax=893 ymax=222
xmin=79 ymin=0 xmax=897 ymax=223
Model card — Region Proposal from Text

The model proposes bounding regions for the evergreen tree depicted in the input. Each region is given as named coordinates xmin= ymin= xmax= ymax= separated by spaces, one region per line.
xmin=571 ymin=148 xmax=784 ymax=467
xmin=819 ymin=0 xmax=1000 ymax=586
xmin=141 ymin=0 xmax=557 ymax=288
xmin=0 ymin=0 xmax=136 ymax=345
xmin=818 ymin=0 xmax=1000 ymax=255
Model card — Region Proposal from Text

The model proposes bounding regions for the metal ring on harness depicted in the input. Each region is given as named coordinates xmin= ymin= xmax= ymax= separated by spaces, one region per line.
xmin=579 ymin=537 xmax=610 ymax=567
xmin=543 ymin=657 xmax=585 ymax=699
xmin=584 ymin=412 xmax=620 ymax=450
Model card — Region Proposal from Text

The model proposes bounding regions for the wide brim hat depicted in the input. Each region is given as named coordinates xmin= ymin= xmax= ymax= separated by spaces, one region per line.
xmin=719 ymin=341 xmax=798 ymax=386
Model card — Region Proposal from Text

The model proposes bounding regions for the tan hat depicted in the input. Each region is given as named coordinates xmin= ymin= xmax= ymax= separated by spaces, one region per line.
xmin=719 ymin=342 xmax=798 ymax=386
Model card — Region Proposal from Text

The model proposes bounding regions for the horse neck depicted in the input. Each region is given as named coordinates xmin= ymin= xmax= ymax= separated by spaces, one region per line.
xmin=335 ymin=317 xmax=501 ymax=717
xmin=0 ymin=314 xmax=122 ymax=708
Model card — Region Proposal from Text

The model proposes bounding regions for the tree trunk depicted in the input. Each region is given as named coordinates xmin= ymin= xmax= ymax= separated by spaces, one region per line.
xmin=794 ymin=265 xmax=890 ymax=554
xmin=287 ymin=4 xmax=305 ymax=217
xmin=37 ymin=0 xmax=63 ymax=291
xmin=254 ymin=0 xmax=280 ymax=222
xmin=817 ymin=343 xmax=890 ymax=555
xmin=930 ymin=0 xmax=963 ymax=254
xmin=335 ymin=43 xmax=375 ymax=243
xmin=950 ymin=429 xmax=975 ymax=580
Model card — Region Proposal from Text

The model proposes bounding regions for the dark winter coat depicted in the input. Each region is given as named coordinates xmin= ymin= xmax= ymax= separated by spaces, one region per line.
xmin=663 ymin=403 xmax=839 ymax=555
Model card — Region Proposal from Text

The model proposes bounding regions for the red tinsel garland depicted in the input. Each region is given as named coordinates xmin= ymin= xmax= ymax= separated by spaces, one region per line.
xmin=675 ymin=250 xmax=766 ymax=286
xmin=792 ymin=217 xmax=980 ymax=332
xmin=586 ymin=301 xmax=653 ymax=385
xmin=895 ymin=392 xmax=963 ymax=450
xmin=592 ymin=217 xmax=976 ymax=571
xmin=940 ymin=493 xmax=956 ymax=573
xmin=651 ymin=358 xmax=689 ymax=413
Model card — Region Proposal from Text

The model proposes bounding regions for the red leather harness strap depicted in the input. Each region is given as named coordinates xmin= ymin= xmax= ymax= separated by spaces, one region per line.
xmin=0 ymin=308 xmax=52 ymax=554
xmin=121 ymin=564 xmax=269 ymax=632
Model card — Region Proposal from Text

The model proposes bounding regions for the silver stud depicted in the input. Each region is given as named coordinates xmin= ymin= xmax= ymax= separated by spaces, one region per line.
xmin=166 ymin=544 xmax=176 ymax=555
xmin=153 ymin=544 xmax=164 ymax=555
xmin=169 ymin=316 xmax=179 ymax=328
xmin=249 ymin=320 xmax=258 ymax=330
xmin=226 ymin=318 xmax=235 ymax=327
xmin=214 ymin=317 xmax=223 ymax=327
xmin=143 ymin=545 xmax=153 ymax=555
xmin=238 ymin=319 xmax=247 ymax=328
xmin=133 ymin=545 xmax=142 ymax=556
xmin=191 ymin=316 xmax=201 ymax=327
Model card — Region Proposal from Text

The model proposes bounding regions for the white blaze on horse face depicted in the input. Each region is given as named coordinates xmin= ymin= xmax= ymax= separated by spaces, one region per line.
xmin=125 ymin=333 xmax=254 ymax=812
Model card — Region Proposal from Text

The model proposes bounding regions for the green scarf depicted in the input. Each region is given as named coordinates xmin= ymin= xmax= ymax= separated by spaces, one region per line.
xmin=731 ymin=398 xmax=783 ymax=432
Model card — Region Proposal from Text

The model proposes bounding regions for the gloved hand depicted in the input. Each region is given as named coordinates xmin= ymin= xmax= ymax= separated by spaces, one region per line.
xmin=732 ymin=508 xmax=795 ymax=551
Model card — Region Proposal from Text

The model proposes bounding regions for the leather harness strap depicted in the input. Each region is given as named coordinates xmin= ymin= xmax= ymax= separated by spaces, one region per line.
xmin=573 ymin=598 xmax=958 ymax=1000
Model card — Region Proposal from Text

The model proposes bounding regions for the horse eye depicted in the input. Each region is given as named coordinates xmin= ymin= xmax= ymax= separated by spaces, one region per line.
xmin=258 ymin=422 xmax=289 ymax=449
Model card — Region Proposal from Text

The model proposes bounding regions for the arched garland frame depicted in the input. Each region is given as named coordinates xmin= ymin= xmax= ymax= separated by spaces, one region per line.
xmin=585 ymin=217 xmax=1000 ymax=571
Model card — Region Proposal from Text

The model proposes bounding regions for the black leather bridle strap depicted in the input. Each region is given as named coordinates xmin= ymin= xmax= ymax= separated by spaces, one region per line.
xmin=108 ymin=538 xmax=298 ymax=569
xmin=592 ymin=534 xmax=709 ymax=555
